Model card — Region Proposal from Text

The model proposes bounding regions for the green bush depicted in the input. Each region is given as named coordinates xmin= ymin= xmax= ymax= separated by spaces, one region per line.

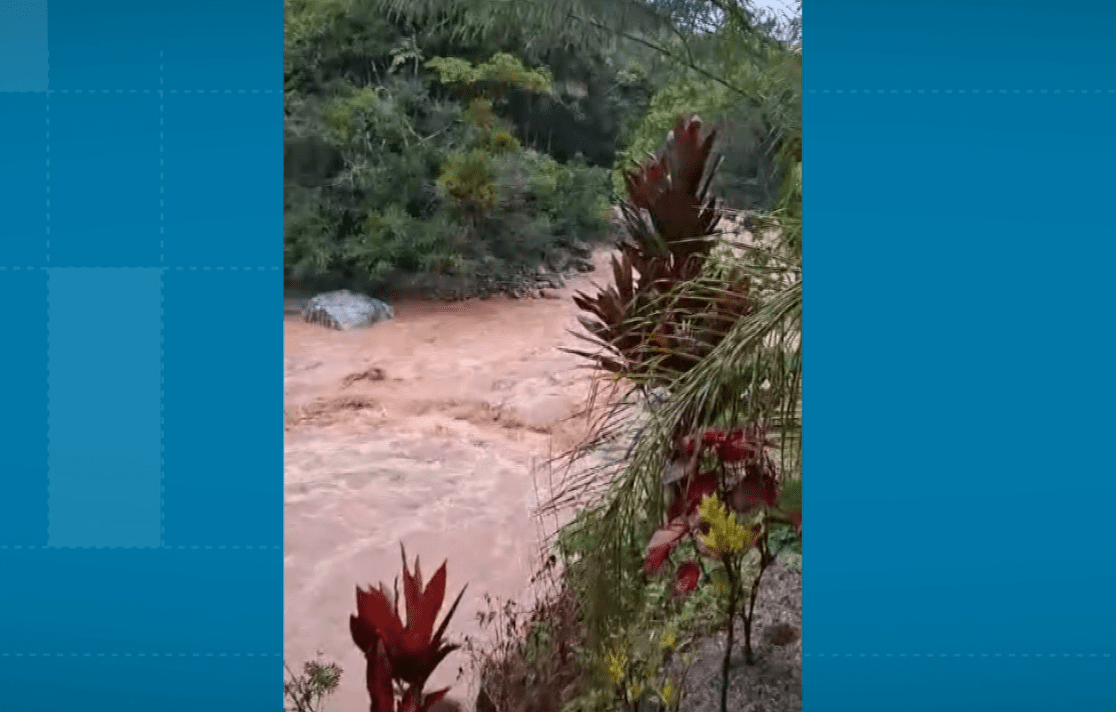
xmin=613 ymin=23 xmax=801 ymax=212
xmin=284 ymin=1 xmax=626 ymax=291
xmin=614 ymin=80 xmax=781 ymax=210
xmin=438 ymin=149 xmax=499 ymax=216
xmin=553 ymin=156 xmax=612 ymax=235
xmin=344 ymin=204 xmax=459 ymax=276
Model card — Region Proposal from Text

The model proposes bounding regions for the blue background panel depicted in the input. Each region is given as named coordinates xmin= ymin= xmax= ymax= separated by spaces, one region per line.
xmin=804 ymin=656 xmax=1114 ymax=711
xmin=161 ymin=270 xmax=282 ymax=547
xmin=0 ymin=0 xmax=49 ymax=92
xmin=0 ymin=547 xmax=280 ymax=652
xmin=0 ymin=0 xmax=283 ymax=708
xmin=806 ymin=0 xmax=1116 ymax=91
xmin=160 ymin=0 xmax=282 ymax=91
xmin=48 ymin=93 xmax=161 ymax=267
xmin=0 ymin=94 xmax=48 ymax=266
xmin=47 ymin=268 xmax=163 ymax=548
xmin=0 ymin=270 xmax=48 ymax=546
xmin=0 ymin=650 xmax=279 ymax=712
xmin=162 ymin=93 xmax=282 ymax=268
xmin=45 ymin=0 xmax=161 ymax=89
xmin=806 ymin=0 xmax=1116 ymax=708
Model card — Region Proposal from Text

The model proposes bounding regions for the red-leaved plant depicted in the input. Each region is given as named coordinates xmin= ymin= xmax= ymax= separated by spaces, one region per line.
xmin=648 ymin=424 xmax=785 ymax=580
xmin=564 ymin=115 xmax=751 ymax=387
xmin=350 ymin=545 xmax=467 ymax=712
xmin=645 ymin=421 xmax=801 ymax=711
xmin=563 ymin=113 xmax=800 ymax=712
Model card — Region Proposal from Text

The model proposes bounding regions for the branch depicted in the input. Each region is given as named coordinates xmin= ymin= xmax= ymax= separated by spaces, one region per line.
xmin=564 ymin=10 xmax=752 ymax=99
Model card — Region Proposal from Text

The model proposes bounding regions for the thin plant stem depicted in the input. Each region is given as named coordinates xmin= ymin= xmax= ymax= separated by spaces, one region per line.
xmin=720 ymin=554 xmax=739 ymax=712
xmin=742 ymin=526 xmax=773 ymax=665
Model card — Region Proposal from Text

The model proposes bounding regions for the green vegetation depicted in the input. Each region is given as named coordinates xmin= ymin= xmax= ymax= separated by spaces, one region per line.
xmin=285 ymin=0 xmax=799 ymax=295
xmin=284 ymin=0 xmax=648 ymax=292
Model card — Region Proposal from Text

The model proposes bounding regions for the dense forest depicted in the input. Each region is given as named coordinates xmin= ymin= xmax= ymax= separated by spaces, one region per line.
xmin=284 ymin=0 xmax=800 ymax=296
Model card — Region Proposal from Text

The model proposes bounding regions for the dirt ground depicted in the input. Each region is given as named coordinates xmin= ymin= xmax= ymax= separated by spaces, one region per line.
xmin=284 ymin=251 xmax=616 ymax=712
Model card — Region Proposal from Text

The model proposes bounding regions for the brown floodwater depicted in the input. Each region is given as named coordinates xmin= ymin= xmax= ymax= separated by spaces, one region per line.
xmin=284 ymin=251 xmax=616 ymax=711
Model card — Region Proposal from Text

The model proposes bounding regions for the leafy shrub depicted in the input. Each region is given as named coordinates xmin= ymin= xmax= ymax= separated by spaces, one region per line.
xmin=437 ymin=149 xmax=499 ymax=218
xmin=344 ymin=204 xmax=460 ymax=276
xmin=284 ymin=657 xmax=343 ymax=712
xmin=613 ymin=22 xmax=801 ymax=212
xmin=284 ymin=4 xmax=621 ymax=291
xmin=479 ymin=126 xmax=520 ymax=153
xmin=493 ymin=151 xmax=610 ymax=239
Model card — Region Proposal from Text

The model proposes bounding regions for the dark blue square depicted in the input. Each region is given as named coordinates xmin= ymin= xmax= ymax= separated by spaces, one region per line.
xmin=161 ymin=270 xmax=282 ymax=547
xmin=0 ymin=271 xmax=48 ymax=546
xmin=160 ymin=0 xmax=282 ymax=91
xmin=0 ymin=94 xmax=48 ymax=267
xmin=162 ymin=93 xmax=282 ymax=268
xmin=46 ymin=0 xmax=161 ymax=90
xmin=0 ymin=548 xmax=281 ymax=654
xmin=807 ymin=656 xmax=1114 ymax=712
xmin=0 ymin=654 xmax=278 ymax=712
xmin=806 ymin=0 xmax=1116 ymax=91
xmin=49 ymin=93 xmax=161 ymax=267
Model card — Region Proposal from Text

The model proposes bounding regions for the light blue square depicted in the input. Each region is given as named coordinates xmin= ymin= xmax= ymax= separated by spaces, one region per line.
xmin=47 ymin=267 xmax=162 ymax=547
xmin=0 ymin=0 xmax=49 ymax=93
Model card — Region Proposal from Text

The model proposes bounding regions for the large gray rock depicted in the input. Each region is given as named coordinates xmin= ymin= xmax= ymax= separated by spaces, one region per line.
xmin=300 ymin=290 xmax=395 ymax=330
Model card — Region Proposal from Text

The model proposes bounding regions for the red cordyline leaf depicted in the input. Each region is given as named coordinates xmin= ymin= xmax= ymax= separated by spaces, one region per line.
xmin=716 ymin=438 xmax=756 ymax=462
xmin=673 ymin=561 xmax=700 ymax=598
xmin=365 ymin=640 xmax=395 ymax=712
xmin=647 ymin=470 xmax=724 ymax=576
xmin=644 ymin=518 xmax=688 ymax=575
xmin=701 ymin=428 xmax=726 ymax=446
xmin=351 ymin=581 xmax=394 ymax=655
xmin=729 ymin=475 xmax=779 ymax=514
xmin=667 ymin=471 xmax=719 ymax=522
xmin=351 ymin=545 xmax=468 ymax=695
xmin=714 ymin=425 xmax=772 ymax=463
xmin=401 ymin=550 xmax=443 ymax=647
xmin=644 ymin=544 xmax=671 ymax=576
xmin=571 ymin=115 xmax=742 ymax=383
xmin=623 ymin=115 xmax=719 ymax=257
